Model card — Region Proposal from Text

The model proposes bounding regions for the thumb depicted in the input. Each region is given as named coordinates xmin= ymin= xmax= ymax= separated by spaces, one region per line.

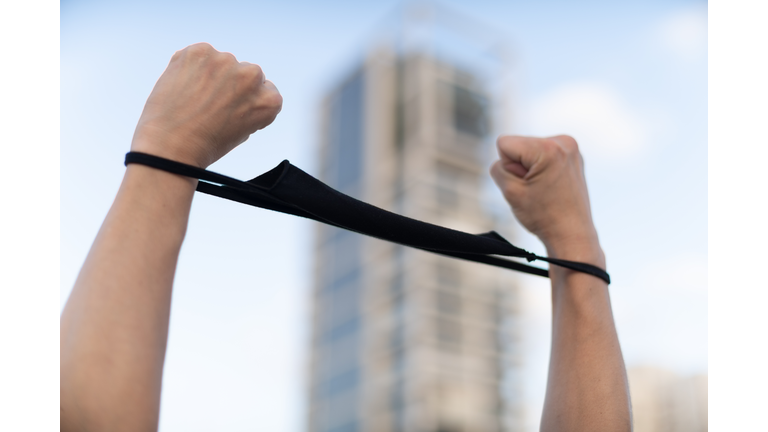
xmin=490 ymin=159 xmax=522 ymax=193
xmin=496 ymin=135 xmax=547 ymax=178
xmin=501 ymin=159 xmax=528 ymax=178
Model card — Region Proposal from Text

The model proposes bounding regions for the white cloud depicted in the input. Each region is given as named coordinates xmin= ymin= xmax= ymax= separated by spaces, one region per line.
xmin=656 ymin=6 xmax=708 ymax=61
xmin=526 ymin=82 xmax=648 ymax=163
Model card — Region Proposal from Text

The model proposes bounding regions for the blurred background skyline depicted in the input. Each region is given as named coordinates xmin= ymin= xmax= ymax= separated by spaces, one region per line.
xmin=61 ymin=1 xmax=707 ymax=431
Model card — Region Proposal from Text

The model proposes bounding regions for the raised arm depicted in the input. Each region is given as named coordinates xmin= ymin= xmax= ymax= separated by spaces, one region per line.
xmin=490 ymin=135 xmax=631 ymax=432
xmin=60 ymin=43 xmax=282 ymax=432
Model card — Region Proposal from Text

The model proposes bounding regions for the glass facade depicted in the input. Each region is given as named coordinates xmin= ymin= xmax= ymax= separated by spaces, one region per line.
xmin=314 ymin=70 xmax=366 ymax=432
xmin=326 ymin=71 xmax=365 ymax=196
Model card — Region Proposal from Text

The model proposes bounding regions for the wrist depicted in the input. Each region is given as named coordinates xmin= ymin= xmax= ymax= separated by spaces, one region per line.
xmin=545 ymin=238 xmax=608 ymax=303
xmin=131 ymin=126 xmax=214 ymax=169
xmin=544 ymin=235 xmax=606 ymax=270
xmin=546 ymin=239 xmax=610 ymax=314
xmin=125 ymin=162 xmax=198 ymax=190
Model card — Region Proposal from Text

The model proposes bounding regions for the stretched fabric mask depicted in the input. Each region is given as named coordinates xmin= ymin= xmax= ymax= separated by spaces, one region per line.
xmin=125 ymin=152 xmax=610 ymax=284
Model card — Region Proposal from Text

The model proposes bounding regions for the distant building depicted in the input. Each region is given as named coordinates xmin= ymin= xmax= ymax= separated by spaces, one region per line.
xmin=628 ymin=366 xmax=708 ymax=432
xmin=307 ymin=43 xmax=525 ymax=432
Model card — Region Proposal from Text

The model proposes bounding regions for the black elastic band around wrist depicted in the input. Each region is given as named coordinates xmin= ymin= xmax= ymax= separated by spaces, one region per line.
xmin=125 ymin=151 xmax=611 ymax=284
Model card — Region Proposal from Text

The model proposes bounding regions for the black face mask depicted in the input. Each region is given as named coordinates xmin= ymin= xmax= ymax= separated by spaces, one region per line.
xmin=125 ymin=152 xmax=610 ymax=284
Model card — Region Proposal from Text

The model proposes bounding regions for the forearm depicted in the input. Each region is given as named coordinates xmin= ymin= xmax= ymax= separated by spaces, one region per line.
xmin=60 ymin=43 xmax=282 ymax=431
xmin=540 ymin=243 xmax=631 ymax=432
xmin=60 ymin=164 xmax=196 ymax=432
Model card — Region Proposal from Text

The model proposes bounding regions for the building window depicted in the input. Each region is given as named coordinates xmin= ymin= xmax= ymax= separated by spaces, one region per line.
xmin=325 ymin=316 xmax=360 ymax=342
xmin=322 ymin=277 xmax=360 ymax=335
xmin=437 ymin=316 xmax=461 ymax=346
xmin=436 ymin=260 xmax=461 ymax=289
xmin=324 ymin=368 xmax=359 ymax=396
xmin=328 ymin=422 xmax=358 ymax=432
xmin=391 ymin=378 xmax=406 ymax=432
xmin=391 ymin=271 xmax=405 ymax=299
xmin=436 ymin=290 xmax=461 ymax=315
xmin=391 ymin=344 xmax=405 ymax=374
xmin=435 ymin=163 xmax=460 ymax=209
xmin=327 ymin=71 xmax=365 ymax=194
xmin=453 ymin=85 xmax=488 ymax=138
xmin=436 ymin=185 xmax=458 ymax=208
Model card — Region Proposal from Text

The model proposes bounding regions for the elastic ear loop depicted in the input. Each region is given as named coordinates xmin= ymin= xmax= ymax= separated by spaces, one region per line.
xmin=124 ymin=152 xmax=610 ymax=285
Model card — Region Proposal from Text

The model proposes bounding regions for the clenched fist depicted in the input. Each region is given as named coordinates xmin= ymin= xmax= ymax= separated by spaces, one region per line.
xmin=490 ymin=135 xmax=604 ymax=266
xmin=131 ymin=42 xmax=283 ymax=168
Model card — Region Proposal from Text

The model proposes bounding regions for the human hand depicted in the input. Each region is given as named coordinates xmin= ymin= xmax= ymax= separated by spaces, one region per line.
xmin=490 ymin=135 xmax=604 ymax=265
xmin=130 ymin=42 xmax=283 ymax=168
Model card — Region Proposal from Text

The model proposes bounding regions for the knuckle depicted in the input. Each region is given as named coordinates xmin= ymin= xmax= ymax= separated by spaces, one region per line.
xmin=237 ymin=64 xmax=264 ymax=84
xmin=489 ymin=160 xmax=501 ymax=176
xmin=556 ymin=134 xmax=580 ymax=153
xmin=186 ymin=42 xmax=214 ymax=55
xmin=268 ymin=89 xmax=283 ymax=108
xmin=251 ymin=65 xmax=265 ymax=82
xmin=251 ymin=89 xmax=283 ymax=124
xmin=496 ymin=134 xmax=518 ymax=148
xmin=260 ymin=94 xmax=283 ymax=120
xmin=541 ymin=138 xmax=568 ymax=163
xmin=219 ymin=51 xmax=237 ymax=64
xmin=541 ymin=137 xmax=560 ymax=154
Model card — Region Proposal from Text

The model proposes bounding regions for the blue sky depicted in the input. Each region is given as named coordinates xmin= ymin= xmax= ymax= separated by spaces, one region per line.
xmin=60 ymin=1 xmax=707 ymax=430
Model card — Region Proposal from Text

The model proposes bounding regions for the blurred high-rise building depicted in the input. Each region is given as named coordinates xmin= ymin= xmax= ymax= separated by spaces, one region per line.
xmin=628 ymin=367 xmax=708 ymax=432
xmin=307 ymin=7 xmax=524 ymax=432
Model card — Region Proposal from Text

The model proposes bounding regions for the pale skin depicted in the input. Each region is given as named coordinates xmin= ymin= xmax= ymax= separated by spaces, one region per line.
xmin=60 ymin=42 xmax=282 ymax=432
xmin=490 ymin=136 xmax=632 ymax=431
xmin=60 ymin=43 xmax=630 ymax=432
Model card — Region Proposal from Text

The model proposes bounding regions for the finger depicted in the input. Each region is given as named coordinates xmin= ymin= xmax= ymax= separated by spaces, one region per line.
xmin=219 ymin=50 xmax=238 ymax=63
xmin=239 ymin=62 xmax=265 ymax=84
xmin=489 ymin=160 xmax=506 ymax=186
xmin=241 ymin=62 xmax=265 ymax=79
xmin=490 ymin=160 xmax=524 ymax=197
xmin=496 ymin=135 xmax=542 ymax=174
xmin=548 ymin=134 xmax=578 ymax=152
xmin=503 ymin=160 xmax=528 ymax=178
xmin=261 ymin=80 xmax=282 ymax=108
xmin=548 ymin=134 xmax=584 ymax=169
